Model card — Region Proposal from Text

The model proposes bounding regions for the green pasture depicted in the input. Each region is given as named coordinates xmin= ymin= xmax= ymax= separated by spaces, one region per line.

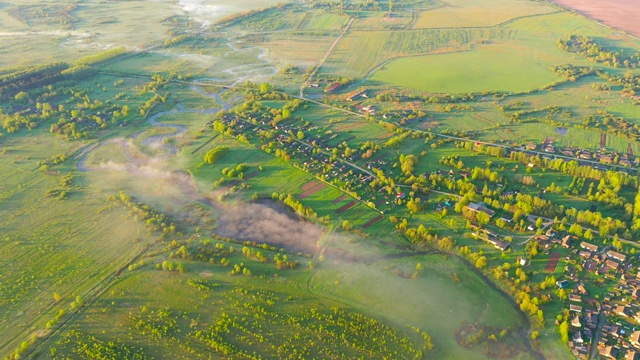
xmin=233 ymin=8 xmax=307 ymax=31
xmin=323 ymin=28 xmax=515 ymax=78
xmin=503 ymin=11 xmax=618 ymax=37
xmin=0 ymin=131 xmax=156 ymax=357
xmin=370 ymin=43 xmax=564 ymax=93
xmin=253 ymin=32 xmax=336 ymax=68
xmin=412 ymin=0 xmax=555 ymax=29
xmin=40 ymin=244 xmax=437 ymax=359
xmin=298 ymin=12 xmax=349 ymax=30
xmin=310 ymin=253 xmax=532 ymax=359
xmin=351 ymin=11 xmax=413 ymax=31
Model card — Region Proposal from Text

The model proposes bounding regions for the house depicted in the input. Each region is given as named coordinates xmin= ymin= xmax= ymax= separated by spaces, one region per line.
xmin=585 ymin=259 xmax=597 ymax=272
xmin=572 ymin=331 xmax=584 ymax=343
xmin=607 ymin=250 xmax=627 ymax=262
xmin=626 ymin=350 xmax=638 ymax=360
xmin=466 ymin=202 xmax=495 ymax=217
xmin=569 ymin=294 xmax=582 ymax=302
xmin=632 ymin=288 xmax=640 ymax=299
xmin=614 ymin=305 xmax=633 ymax=317
xmin=579 ymin=250 xmax=592 ymax=259
xmin=346 ymin=89 xmax=368 ymax=101
xmin=486 ymin=238 xmax=511 ymax=252
xmin=580 ymin=242 xmax=599 ymax=253
xmin=630 ymin=330 xmax=640 ymax=348
xmin=562 ymin=235 xmax=573 ymax=248
xmin=600 ymin=346 xmax=619 ymax=359
xmin=571 ymin=314 xmax=582 ymax=328
xmin=526 ymin=142 xmax=537 ymax=150
xmin=534 ymin=234 xmax=549 ymax=242
xmin=598 ymin=155 xmax=613 ymax=164
xmin=605 ymin=259 xmax=620 ymax=271
xmin=324 ymin=82 xmax=342 ymax=93
xmin=577 ymin=283 xmax=588 ymax=295
xmin=570 ymin=304 xmax=583 ymax=313
xmin=579 ymin=151 xmax=592 ymax=160
xmin=620 ymin=159 xmax=632 ymax=167
xmin=557 ymin=280 xmax=570 ymax=289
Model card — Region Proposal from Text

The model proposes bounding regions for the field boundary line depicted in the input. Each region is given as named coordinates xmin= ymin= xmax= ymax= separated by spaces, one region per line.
xmin=299 ymin=17 xmax=355 ymax=97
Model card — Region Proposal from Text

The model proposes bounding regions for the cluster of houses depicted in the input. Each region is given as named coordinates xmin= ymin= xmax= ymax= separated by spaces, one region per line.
xmin=595 ymin=268 xmax=640 ymax=360
xmin=526 ymin=142 xmax=637 ymax=169
xmin=542 ymin=234 xmax=640 ymax=359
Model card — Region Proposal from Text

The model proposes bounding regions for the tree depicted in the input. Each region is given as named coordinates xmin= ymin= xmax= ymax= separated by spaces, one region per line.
xmin=583 ymin=228 xmax=593 ymax=240
xmin=259 ymin=82 xmax=272 ymax=94
xmin=297 ymin=130 xmax=305 ymax=140
xmin=475 ymin=256 xmax=487 ymax=269
xmin=612 ymin=234 xmax=622 ymax=250
xmin=14 ymin=91 xmax=28 ymax=102
xmin=53 ymin=293 xmax=62 ymax=302
xmin=341 ymin=220 xmax=353 ymax=231
xmin=476 ymin=211 xmax=491 ymax=225
xmin=559 ymin=321 xmax=569 ymax=343
xmin=535 ymin=217 xmax=543 ymax=228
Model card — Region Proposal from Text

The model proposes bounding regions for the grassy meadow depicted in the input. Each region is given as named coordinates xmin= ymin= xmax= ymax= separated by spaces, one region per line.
xmin=371 ymin=44 xmax=563 ymax=93
xmin=412 ymin=0 xmax=556 ymax=28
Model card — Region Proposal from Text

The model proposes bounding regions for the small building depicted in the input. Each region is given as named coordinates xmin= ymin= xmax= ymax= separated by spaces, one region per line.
xmin=598 ymin=155 xmax=613 ymax=164
xmin=571 ymin=314 xmax=582 ymax=328
xmin=466 ymin=202 xmax=496 ymax=217
xmin=614 ymin=305 xmax=633 ymax=317
xmin=626 ymin=350 xmax=638 ymax=360
xmin=570 ymin=304 xmax=583 ymax=313
xmin=578 ymin=250 xmax=592 ymax=259
xmin=324 ymin=82 xmax=342 ymax=94
xmin=557 ymin=280 xmax=569 ymax=289
xmin=577 ymin=283 xmax=587 ymax=295
xmin=600 ymin=346 xmax=619 ymax=359
xmin=572 ymin=331 xmax=584 ymax=343
xmin=562 ymin=235 xmax=573 ymax=248
xmin=346 ymin=89 xmax=368 ymax=101
xmin=487 ymin=238 xmax=511 ymax=252
xmin=580 ymin=242 xmax=599 ymax=253
xmin=605 ymin=259 xmax=620 ymax=271
xmin=569 ymin=294 xmax=582 ymax=302
xmin=607 ymin=250 xmax=627 ymax=262
xmin=630 ymin=330 xmax=640 ymax=348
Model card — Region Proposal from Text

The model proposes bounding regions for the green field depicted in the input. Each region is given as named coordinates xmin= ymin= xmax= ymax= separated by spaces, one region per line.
xmin=412 ymin=0 xmax=556 ymax=29
xmin=370 ymin=44 xmax=563 ymax=93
